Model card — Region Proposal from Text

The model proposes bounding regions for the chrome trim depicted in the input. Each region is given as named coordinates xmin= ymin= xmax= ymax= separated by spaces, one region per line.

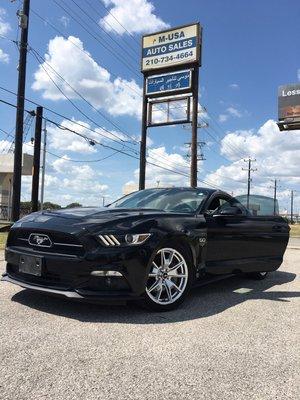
xmin=53 ymin=242 xmax=83 ymax=247
xmin=18 ymin=236 xmax=83 ymax=248
xmin=90 ymin=270 xmax=123 ymax=277
xmin=99 ymin=235 xmax=110 ymax=246
xmin=99 ymin=234 xmax=121 ymax=246
xmin=110 ymin=235 xmax=120 ymax=245
xmin=28 ymin=233 xmax=53 ymax=248
xmin=105 ymin=235 xmax=116 ymax=246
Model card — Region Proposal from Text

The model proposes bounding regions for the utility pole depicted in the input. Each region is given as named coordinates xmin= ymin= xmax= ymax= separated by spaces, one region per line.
xmin=11 ymin=0 xmax=30 ymax=221
xmin=139 ymin=79 xmax=147 ymax=190
xmin=273 ymin=179 xmax=278 ymax=216
xmin=185 ymin=141 xmax=206 ymax=161
xmin=31 ymin=106 xmax=43 ymax=212
xmin=40 ymin=119 xmax=47 ymax=210
xmin=290 ymin=190 xmax=294 ymax=224
xmin=183 ymin=120 xmax=208 ymax=184
xmin=242 ymin=157 xmax=257 ymax=209
xmin=190 ymin=67 xmax=199 ymax=188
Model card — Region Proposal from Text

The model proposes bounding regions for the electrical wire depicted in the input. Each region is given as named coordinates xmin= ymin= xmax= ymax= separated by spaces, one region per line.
xmin=84 ymin=0 xmax=139 ymax=54
xmin=51 ymin=0 xmax=140 ymax=78
xmin=69 ymin=0 xmax=139 ymax=59
xmin=0 ymin=98 xmax=217 ymax=185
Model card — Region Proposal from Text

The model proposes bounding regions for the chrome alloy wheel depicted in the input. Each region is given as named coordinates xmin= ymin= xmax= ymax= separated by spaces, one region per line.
xmin=146 ymin=248 xmax=189 ymax=305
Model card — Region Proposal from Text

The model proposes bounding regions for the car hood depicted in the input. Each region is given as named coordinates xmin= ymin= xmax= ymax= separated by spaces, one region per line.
xmin=12 ymin=207 xmax=175 ymax=235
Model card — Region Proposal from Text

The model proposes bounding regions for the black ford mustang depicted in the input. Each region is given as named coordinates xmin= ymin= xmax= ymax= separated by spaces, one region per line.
xmin=2 ymin=188 xmax=289 ymax=311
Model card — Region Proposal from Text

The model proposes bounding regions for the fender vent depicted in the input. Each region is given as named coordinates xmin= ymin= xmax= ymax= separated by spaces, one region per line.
xmin=99 ymin=235 xmax=120 ymax=246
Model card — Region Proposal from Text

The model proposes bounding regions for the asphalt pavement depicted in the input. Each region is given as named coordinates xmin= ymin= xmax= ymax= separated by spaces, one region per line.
xmin=0 ymin=239 xmax=299 ymax=400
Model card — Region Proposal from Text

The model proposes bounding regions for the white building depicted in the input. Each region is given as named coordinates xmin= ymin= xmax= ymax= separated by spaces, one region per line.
xmin=0 ymin=153 xmax=33 ymax=219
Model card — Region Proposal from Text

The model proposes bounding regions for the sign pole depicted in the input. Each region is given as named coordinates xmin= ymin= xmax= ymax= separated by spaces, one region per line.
xmin=190 ymin=66 xmax=199 ymax=187
xmin=139 ymin=77 xmax=147 ymax=190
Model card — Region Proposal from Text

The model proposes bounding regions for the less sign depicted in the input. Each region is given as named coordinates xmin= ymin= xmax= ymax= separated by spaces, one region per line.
xmin=142 ymin=23 xmax=201 ymax=72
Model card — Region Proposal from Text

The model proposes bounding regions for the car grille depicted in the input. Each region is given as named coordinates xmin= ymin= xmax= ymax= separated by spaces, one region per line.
xmin=7 ymin=229 xmax=85 ymax=257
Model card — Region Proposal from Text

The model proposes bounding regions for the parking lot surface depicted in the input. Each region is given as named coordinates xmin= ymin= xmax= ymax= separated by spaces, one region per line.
xmin=0 ymin=239 xmax=299 ymax=400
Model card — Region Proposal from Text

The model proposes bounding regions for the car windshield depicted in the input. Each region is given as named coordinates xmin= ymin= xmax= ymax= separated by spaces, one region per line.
xmin=108 ymin=188 xmax=210 ymax=213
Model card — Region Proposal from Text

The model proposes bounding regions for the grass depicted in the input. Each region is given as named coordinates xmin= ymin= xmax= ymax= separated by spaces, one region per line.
xmin=290 ymin=224 xmax=300 ymax=237
xmin=0 ymin=232 xmax=8 ymax=250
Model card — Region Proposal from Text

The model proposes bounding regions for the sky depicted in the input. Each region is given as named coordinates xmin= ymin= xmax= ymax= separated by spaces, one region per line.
xmin=0 ymin=0 xmax=299 ymax=212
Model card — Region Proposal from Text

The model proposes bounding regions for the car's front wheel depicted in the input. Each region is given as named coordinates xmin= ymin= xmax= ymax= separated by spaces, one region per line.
xmin=143 ymin=244 xmax=195 ymax=311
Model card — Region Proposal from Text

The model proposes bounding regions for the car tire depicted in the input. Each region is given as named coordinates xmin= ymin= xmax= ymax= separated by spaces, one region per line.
xmin=141 ymin=242 xmax=195 ymax=312
xmin=247 ymin=271 xmax=269 ymax=280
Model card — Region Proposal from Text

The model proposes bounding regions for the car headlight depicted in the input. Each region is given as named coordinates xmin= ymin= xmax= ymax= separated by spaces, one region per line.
xmin=125 ymin=233 xmax=151 ymax=245
xmin=98 ymin=233 xmax=151 ymax=247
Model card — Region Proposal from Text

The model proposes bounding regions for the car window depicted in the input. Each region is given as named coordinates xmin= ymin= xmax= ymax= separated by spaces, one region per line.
xmin=235 ymin=194 xmax=278 ymax=216
xmin=109 ymin=188 xmax=211 ymax=213
xmin=206 ymin=196 xmax=246 ymax=215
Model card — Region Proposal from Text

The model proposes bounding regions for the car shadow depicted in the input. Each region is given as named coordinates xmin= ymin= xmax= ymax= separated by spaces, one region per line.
xmin=11 ymin=270 xmax=298 ymax=324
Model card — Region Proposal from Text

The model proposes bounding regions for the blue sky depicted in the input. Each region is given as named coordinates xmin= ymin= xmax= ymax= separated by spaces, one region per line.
xmin=0 ymin=0 xmax=299 ymax=212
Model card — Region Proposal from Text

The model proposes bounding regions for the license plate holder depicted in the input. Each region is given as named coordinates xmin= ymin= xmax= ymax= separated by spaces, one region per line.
xmin=19 ymin=255 xmax=43 ymax=276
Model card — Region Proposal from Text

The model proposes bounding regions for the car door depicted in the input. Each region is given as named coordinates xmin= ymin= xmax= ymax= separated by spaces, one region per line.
xmin=204 ymin=194 xmax=289 ymax=274
xmin=204 ymin=194 xmax=250 ymax=274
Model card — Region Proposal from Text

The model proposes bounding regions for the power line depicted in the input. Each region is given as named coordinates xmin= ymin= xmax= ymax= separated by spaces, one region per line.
xmin=29 ymin=46 xmax=139 ymax=146
xmin=85 ymin=0 xmax=139 ymax=53
xmin=0 ymin=98 xmax=219 ymax=186
xmin=50 ymin=0 xmax=139 ymax=78
xmin=30 ymin=8 xmax=143 ymax=101
xmin=69 ymin=0 xmax=139 ymax=59
xmin=95 ymin=0 xmax=140 ymax=43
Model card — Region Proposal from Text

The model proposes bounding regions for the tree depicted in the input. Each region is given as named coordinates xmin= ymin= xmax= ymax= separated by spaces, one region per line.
xmin=42 ymin=202 xmax=61 ymax=210
xmin=66 ymin=202 xmax=82 ymax=209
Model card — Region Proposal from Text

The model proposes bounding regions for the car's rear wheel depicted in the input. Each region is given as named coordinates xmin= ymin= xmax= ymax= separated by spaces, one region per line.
xmin=143 ymin=244 xmax=195 ymax=311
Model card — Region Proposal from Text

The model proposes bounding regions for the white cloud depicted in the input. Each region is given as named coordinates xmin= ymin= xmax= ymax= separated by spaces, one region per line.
xmin=0 ymin=8 xmax=11 ymax=35
xmin=0 ymin=139 xmax=11 ymax=153
xmin=204 ymin=119 xmax=300 ymax=209
xmin=219 ymin=114 xmax=228 ymax=123
xmin=32 ymin=36 xmax=142 ymax=118
xmin=47 ymin=118 xmax=130 ymax=153
xmin=22 ymin=160 xmax=108 ymax=207
xmin=226 ymin=107 xmax=242 ymax=118
xmin=0 ymin=7 xmax=11 ymax=64
xmin=218 ymin=106 xmax=243 ymax=122
xmin=131 ymin=146 xmax=190 ymax=188
xmin=100 ymin=0 xmax=169 ymax=35
xmin=47 ymin=119 xmax=98 ymax=153
xmin=229 ymin=83 xmax=239 ymax=89
xmin=0 ymin=48 xmax=9 ymax=63
xmin=59 ymin=16 xmax=70 ymax=28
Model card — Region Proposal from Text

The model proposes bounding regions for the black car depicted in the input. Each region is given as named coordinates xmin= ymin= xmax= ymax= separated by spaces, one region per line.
xmin=2 ymin=188 xmax=289 ymax=311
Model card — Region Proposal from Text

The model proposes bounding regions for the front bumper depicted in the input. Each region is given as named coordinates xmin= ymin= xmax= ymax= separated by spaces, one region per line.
xmin=2 ymin=245 xmax=154 ymax=301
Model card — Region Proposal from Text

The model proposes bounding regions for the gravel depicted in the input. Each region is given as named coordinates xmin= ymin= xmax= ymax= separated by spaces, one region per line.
xmin=0 ymin=239 xmax=299 ymax=400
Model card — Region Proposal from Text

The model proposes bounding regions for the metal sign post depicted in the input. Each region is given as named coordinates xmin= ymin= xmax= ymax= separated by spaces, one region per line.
xmin=139 ymin=23 xmax=202 ymax=190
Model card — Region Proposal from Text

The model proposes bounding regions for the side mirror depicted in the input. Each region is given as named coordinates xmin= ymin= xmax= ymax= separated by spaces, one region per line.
xmin=214 ymin=206 xmax=241 ymax=216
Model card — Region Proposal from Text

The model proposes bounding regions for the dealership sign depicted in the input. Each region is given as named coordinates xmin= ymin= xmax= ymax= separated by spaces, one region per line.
xmin=142 ymin=23 xmax=201 ymax=71
xmin=278 ymin=83 xmax=300 ymax=120
xmin=146 ymin=70 xmax=191 ymax=95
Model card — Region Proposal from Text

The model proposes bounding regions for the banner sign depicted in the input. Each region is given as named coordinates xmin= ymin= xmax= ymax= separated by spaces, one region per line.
xmin=146 ymin=70 xmax=191 ymax=95
xmin=278 ymin=83 xmax=300 ymax=120
xmin=142 ymin=23 xmax=200 ymax=72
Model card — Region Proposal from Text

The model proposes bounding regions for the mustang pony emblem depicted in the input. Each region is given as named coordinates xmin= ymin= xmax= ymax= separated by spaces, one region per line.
xmin=29 ymin=233 xmax=52 ymax=248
